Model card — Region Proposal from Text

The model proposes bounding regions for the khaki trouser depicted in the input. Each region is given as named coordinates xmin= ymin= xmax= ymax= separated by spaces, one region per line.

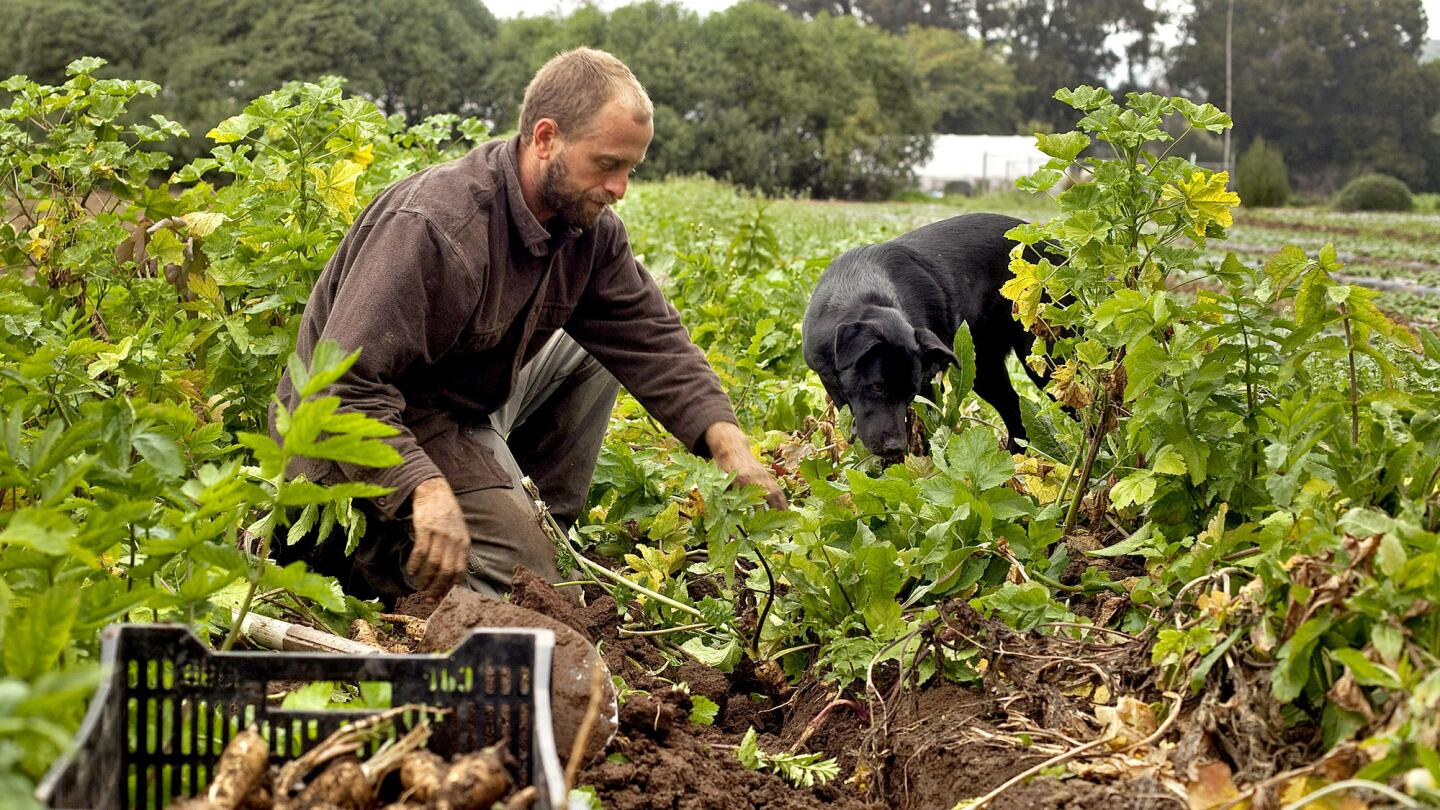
xmin=348 ymin=331 xmax=619 ymax=600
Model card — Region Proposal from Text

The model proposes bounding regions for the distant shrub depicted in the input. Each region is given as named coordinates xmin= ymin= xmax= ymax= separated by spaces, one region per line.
xmin=943 ymin=179 xmax=975 ymax=196
xmin=1335 ymin=173 xmax=1414 ymax=211
xmin=1235 ymin=137 xmax=1290 ymax=207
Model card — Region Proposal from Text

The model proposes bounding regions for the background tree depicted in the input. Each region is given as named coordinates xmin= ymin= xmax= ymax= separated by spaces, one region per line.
xmin=903 ymin=25 xmax=1021 ymax=133
xmin=1171 ymin=0 xmax=1434 ymax=190
xmin=0 ymin=0 xmax=143 ymax=83
xmin=761 ymin=0 xmax=976 ymax=30
xmin=992 ymin=0 xmax=1164 ymax=129
xmin=763 ymin=0 xmax=1163 ymax=130
xmin=689 ymin=4 xmax=933 ymax=197
xmin=481 ymin=2 xmax=935 ymax=199
xmin=3 ymin=0 xmax=1072 ymax=199
xmin=249 ymin=0 xmax=497 ymax=120
xmin=0 ymin=0 xmax=497 ymax=160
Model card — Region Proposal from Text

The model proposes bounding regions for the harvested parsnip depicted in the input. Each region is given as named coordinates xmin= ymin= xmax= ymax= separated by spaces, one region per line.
xmin=397 ymin=751 xmax=447 ymax=803
xmin=163 ymin=728 xmax=269 ymax=810
xmin=431 ymin=744 xmax=515 ymax=810
xmin=290 ymin=758 xmax=372 ymax=810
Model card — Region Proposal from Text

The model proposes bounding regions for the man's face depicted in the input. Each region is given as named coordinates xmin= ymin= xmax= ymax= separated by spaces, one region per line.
xmin=538 ymin=98 xmax=653 ymax=229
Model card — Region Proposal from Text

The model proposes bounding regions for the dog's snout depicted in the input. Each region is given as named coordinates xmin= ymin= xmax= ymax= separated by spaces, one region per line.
xmin=876 ymin=436 xmax=905 ymax=458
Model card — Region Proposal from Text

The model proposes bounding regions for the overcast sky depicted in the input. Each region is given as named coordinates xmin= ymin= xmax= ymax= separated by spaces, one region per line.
xmin=483 ymin=0 xmax=1440 ymax=39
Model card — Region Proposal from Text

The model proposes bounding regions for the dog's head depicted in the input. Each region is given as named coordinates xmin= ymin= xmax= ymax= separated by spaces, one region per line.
xmin=831 ymin=307 xmax=956 ymax=458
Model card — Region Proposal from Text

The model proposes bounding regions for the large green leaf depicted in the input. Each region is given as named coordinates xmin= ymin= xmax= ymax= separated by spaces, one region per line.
xmin=1272 ymin=617 xmax=1330 ymax=702
xmin=2 ymin=585 xmax=82 ymax=681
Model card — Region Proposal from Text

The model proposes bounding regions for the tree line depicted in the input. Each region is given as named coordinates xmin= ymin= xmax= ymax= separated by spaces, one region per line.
xmin=2 ymin=0 xmax=1437 ymax=197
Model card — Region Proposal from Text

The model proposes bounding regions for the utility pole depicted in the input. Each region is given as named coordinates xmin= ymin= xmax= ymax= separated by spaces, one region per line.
xmin=1224 ymin=0 xmax=1234 ymax=172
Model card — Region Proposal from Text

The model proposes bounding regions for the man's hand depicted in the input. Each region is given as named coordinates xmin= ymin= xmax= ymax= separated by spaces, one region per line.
xmin=705 ymin=421 xmax=788 ymax=510
xmin=406 ymin=476 xmax=470 ymax=596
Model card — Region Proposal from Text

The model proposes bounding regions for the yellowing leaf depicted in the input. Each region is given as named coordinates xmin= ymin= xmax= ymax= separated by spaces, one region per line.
xmin=1347 ymin=288 xmax=1421 ymax=351
xmin=1000 ymin=257 xmax=1043 ymax=330
xmin=181 ymin=211 xmax=228 ymax=238
xmin=1278 ymin=775 xmax=1369 ymax=810
xmin=206 ymin=113 xmax=257 ymax=144
xmin=1096 ymin=696 xmax=1156 ymax=750
xmin=87 ymin=335 xmax=135 ymax=377
xmin=1186 ymin=761 xmax=1243 ymax=810
xmin=24 ymin=235 xmax=51 ymax=262
xmin=1295 ymin=266 xmax=1332 ymax=328
xmin=309 ymin=159 xmax=366 ymax=222
xmin=188 ymin=271 xmax=223 ymax=308
xmin=1195 ymin=590 xmax=1232 ymax=621
xmin=1162 ymin=170 xmax=1240 ymax=239
xmin=1047 ymin=360 xmax=1093 ymax=409
xmin=1014 ymin=456 xmax=1068 ymax=504
xmin=350 ymin=143 xmax=375 ymax=166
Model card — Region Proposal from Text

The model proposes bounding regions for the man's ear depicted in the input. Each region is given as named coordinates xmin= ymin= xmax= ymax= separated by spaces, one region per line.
xmin=915 ymin=327 xmax=957 ymax=378
xmin=834 ymin=320 xmax=883 ymax=370
xmin=532 ymin=118 xmax=562 ymax=160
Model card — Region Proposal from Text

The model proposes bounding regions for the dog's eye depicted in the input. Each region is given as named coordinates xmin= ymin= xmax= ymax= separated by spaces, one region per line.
xmin=869 ymin=383 xmax=886 ymax=395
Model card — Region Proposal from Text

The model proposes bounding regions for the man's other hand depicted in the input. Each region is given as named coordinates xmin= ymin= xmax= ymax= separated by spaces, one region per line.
xmin=705 ymin=421 xmax=788 ymax=510
xmin=407 ymin=477 xmax=470 ymax=595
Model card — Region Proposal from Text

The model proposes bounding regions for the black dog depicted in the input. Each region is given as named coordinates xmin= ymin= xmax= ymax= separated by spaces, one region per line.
xmin=802 ymin=213 xmax=1047 ymax=458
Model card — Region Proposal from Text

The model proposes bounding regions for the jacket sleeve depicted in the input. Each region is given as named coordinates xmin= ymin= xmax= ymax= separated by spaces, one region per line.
xmin=311 ymin=210 xmax=481 ymax=518
xmin=565 ymin=214 xmax=738 ymax=457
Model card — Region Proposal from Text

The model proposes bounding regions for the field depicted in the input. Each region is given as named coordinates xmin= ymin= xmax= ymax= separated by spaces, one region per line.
xmin=773 ymin=194 xmax=1440 ymax=328
xmin=3 ymin=66 xmax=1440 ymax=810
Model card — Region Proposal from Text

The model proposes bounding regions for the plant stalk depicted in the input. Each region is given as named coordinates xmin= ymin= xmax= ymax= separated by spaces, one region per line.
xmin=1341 ymin=303 xmax=1359 ymax=445
xmin=1064 ymin=386 xmax=1113 ymax=535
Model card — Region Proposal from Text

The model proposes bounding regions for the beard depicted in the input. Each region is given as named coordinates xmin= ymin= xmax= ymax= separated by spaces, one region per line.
xmin=538 ymin=150 xmax=612 ymax=230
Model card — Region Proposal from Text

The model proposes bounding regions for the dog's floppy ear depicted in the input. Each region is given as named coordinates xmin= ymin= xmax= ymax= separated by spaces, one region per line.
xmin=833 ymin=320 xmax=884 ymax=370
xmin=915 ymin=327 xmax=957 ymax=378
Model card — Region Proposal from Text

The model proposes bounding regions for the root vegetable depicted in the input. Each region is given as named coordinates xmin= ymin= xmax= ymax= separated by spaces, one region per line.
xmin=208 ymin=728 xmax=270 ymax=810
xmin=432 ymin=744 xmax=515 ymax=810
xmin=291 ymin=759 xmax=372 ymax=810
xmin=237 ymin=776 xmax=274 ymax=810
xmin=397 ymin=751 xmax=447 ymax=803
xmin=502 ymin=786 xmax=539 ymax=810
xmin=349 ymin=619 xmax=380 ymax=648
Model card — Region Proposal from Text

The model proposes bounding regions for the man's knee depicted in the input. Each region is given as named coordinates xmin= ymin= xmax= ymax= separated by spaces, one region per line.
xmin=457 ymin=485 xmax=563 ymax=593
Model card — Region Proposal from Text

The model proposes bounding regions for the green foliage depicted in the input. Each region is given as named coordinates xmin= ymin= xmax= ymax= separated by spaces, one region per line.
xmin=1172 ymin=0 xmax=1439 ymax=190
xmin=0 ymin=63 xmax=470 ymax=799
xmin=1336 ymin=173 xmax=1415 ymax=212
xmin=476 ymin=2 xmax=939 ymax=200
xmin=3 ymin=56 xmax=1440 ymax=803
xmin=0 ymin=0 xmax=142 ymax=84
xmin=688 ymin=695 xmax=720 ymax=726
xmin=763 ymin=0 xmax=1164 ymax=131
xmin=996 ymin=84 xmax=1440 ymax=782
xmin=903 ymin=26 xmax=1022 ymax=135
xmin=736 ymin=726 xmax=840 ymax=787
xmin=0 ymin=0 xmax=499 ymax=163
xmin=1236 ymin=137 xmax=1291 ymax=208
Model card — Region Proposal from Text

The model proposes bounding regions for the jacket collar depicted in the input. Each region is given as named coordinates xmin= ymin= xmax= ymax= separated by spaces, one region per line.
xmin=495 ymin=135 xmax=582 ymax=257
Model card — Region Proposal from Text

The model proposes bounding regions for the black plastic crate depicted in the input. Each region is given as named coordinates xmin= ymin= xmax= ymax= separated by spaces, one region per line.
xmin=34 ymin=623 xmax=568 ymax=810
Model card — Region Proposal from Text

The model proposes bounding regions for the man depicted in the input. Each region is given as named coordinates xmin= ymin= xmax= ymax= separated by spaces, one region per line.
xmin=273 ymin=48 xmax=785 ymax=601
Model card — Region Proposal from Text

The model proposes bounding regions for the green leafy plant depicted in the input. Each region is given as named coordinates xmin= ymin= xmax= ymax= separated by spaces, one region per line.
xmin=5 ymin=57 xmax=1440 ymax=805
xmin=1235 ymin=136 xmax=1291 ymax=208
xmin=1335 ymin=173 xmax=1414 ymax=212
xmin=736 ymin=727 xmax=839 ymax=787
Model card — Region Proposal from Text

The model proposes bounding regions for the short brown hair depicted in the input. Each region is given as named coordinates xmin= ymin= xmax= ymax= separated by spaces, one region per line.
xmin=518 ymin=48 xmax=654 ymax=144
